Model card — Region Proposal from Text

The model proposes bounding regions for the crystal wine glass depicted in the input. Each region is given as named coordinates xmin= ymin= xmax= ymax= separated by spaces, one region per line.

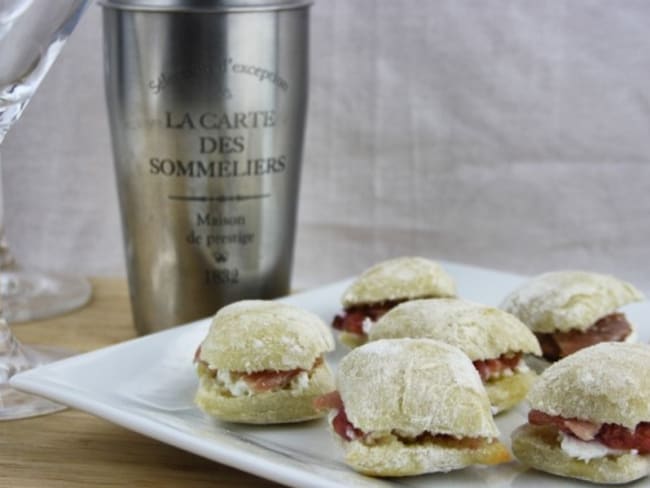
xmin=0 ymin=0 xmax=90 ymax=419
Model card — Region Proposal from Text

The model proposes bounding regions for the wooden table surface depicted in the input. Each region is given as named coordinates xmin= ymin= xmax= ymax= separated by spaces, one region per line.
xmin=1 ymin=278 xmax=280 ymax=488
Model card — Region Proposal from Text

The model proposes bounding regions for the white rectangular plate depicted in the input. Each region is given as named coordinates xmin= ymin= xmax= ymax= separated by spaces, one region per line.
xmin=11 ymin=261 xmax=650 ymax=487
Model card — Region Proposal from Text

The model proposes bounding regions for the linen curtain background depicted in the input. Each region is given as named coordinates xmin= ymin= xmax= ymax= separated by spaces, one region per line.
xmin=3 ymin=0 xmax=649 ymax=292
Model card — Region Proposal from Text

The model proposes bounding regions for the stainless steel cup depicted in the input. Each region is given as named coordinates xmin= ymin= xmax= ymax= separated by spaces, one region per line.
xmin=101 ymin=0 xmax=311 ymax=334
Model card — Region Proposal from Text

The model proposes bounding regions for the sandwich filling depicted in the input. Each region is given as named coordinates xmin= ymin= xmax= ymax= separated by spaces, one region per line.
xmin=528 ymin=409 xmax=650 ymax=458
xmin=535 ymin=313 xmax=633 ymax=361
xmin=474 ymin=352 xmax=527 ymax=382
xmin=315 ymin=391 xmax=502 ymax=451
xmin=195 ymin=348 xmax=323 ymax=397
xmin=332 ymin=299 xmax=404 ymax=341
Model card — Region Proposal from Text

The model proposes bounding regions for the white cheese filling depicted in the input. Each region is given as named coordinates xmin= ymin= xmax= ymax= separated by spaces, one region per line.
xmin=485 ymin=358 xmax=530 ymax=381
xmin=214 ymin=369 xmax=311 ymax=397
xmin=216 ymin=370 xmax=254 ymax=397
xmin=290 ymin=370 xmax=310 ymax=393
xmin=361 ymin=317 xmax=374 ymax=335
xmin=559 ymin=432 xmax=636 ymax=461
xmin=515 ymin=360 xmax=530 ymax=373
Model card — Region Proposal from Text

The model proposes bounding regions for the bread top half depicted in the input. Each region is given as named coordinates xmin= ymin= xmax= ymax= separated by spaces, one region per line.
xmin=500 ymin=270 xmax=644 ymax=333
xmin=198 ymin=300 xmax=335 ymax=372
xmin=527 ymin=342 xmax=650 ymax=429
xmin=369 ymin=298 xmax=541 ymax=361
xmin=337 ymin=338 xmax=499 ymax=438
xmin=341 ymin=256 xmax=457 ymax=308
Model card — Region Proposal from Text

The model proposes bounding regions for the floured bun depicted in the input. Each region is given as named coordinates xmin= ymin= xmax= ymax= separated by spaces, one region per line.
xmin=501 ymin=270 xmax=643 ymax=362
xmin=501 ymin=271 xmax=643 ymax=334
xmin=314 ymin=338 xmax=510 ymax=476
xmin=199 ymin=300 xmax=334 ymax=372
xmin=194 ymin=300 xmax=336 ymax=424
xmin=369 ymin=298 xmax=542 ymax=413
xmin=511 ymin=342 xmax=650 ymax=484
xmin=341 ymin=257 xmax=457 ymax=307
xmin=332 ymin=257 xmax=457 ymax=348
xmin=527 ymin=342 xmax=650 ymax=428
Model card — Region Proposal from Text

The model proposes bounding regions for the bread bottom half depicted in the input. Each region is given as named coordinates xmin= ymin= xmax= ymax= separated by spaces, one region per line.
xmin=511 ymin=424 xmax=650 ymax=484
xmin=338 ymin=331 xmax=367 ymax=349
xmin=485 ymin=369 xmax=537 ymax=414
xmin=195 ymin=361 xmax=335 ymax=424
xmin=524 ymin=354 xmax=551 ymax=374
xmin=340 ymin=434 xmax=510 ymax=477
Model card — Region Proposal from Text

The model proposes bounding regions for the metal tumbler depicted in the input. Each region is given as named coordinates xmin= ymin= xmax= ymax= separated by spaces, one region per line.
xmin=101 ymin=0 xmax=311 ymax=334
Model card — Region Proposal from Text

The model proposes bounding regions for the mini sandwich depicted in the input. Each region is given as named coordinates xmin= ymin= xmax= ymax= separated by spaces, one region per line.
xmin=368 ymin=298 xmax=542 ymax=414
xmin=332 ymin=256 xmax=456 ymax=347
xmin=194 ymin=300 xmax=336 ymax=424
xmin=314 ymin=338 xmax=510 ymax=476
xmin=511 ymin=342 xmax=650 ymax=484
xmin=501 ymin=270 xmax=643 ymax=363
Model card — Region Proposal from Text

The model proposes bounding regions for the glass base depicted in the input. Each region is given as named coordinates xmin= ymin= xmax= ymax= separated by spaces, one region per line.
xmin=0 ymin=345 xmax=69 ymax=420
xmin=0 ymin=382 xmax=67 ymax=420
xmin=0 ymin=270 xmax=91 ymax=322
xmin=0 ymin=321 xmax=71 ymax=420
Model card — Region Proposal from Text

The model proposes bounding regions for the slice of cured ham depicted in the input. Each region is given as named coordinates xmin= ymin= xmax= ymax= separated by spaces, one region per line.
xmin=196 ymin=356 xmax=322 ymax=393
xmin=313 ymin=391 xmax=363 ymax=440
xmin=529 ymin=409 xmax=650 ymax=453
xmin=313 ymin=390 xmax=343 ymax=410
xmin=331 ymin=300 xmax=403 ymax=336
xmin=536 ymin=313 xmax=632 ymax=361
xmin=242 ymin=369 xmax=302 ymax=393
xmin=473 ymin=353 xmax=522 ymax=381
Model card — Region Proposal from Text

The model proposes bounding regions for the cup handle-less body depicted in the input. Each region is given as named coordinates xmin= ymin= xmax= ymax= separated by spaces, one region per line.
xmin=103 ymin=4 xmax=309 ymax=334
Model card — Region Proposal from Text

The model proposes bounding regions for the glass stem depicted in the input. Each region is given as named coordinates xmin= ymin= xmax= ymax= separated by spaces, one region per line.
xmin=0 ymin=317 xmax=25 ymax=383
xmin=0 ymin=149 xmax=16 ymax=270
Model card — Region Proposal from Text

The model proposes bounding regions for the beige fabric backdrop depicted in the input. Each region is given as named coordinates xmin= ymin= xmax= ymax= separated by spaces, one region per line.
xmin=2 ymin=0 xmax=650 ymax=293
